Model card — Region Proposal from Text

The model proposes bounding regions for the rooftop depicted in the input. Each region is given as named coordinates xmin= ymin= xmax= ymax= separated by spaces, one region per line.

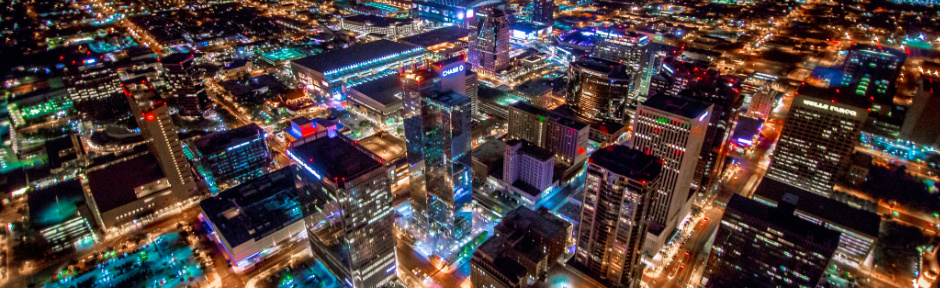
xmin=343 ymin=14 xmax=412 ymax=28
xmin=399 ymin=26 xmax=469 ymax=47
xmin=726 ymin=194 xmax=842 ymax=248
xmin=511 ymin=101 xmax=588 ymax=130
xmin=193 ymin=123 xmax=266 ymax=156
xmin=753 ymin=178 xmax=881 ymax=237
xmin=292 ymin=40 xmax=421 ymax=73
xmin=589 ymin=145 xmax=662 ymax=182
xmin=199 ymin=167 xmax=303 ymax=248
xmin=572 ymin=57 xmax=632 ymax=80
xmin=28 ymin=180 xmax=86 ymax=230
xmin=506 ymin=139 xmax=555 ymax=162
xmin=641 ymin=94 xmax=713 ymax=120
xmin=288 ymin=134 xmax=383 ymax=183
xmin=87 ymin=153 xmax=166 ymax=213
xmin=512 ymin=79 xmax=553 ymax=97
xmin=349 ymin=74 xmax=402 ymax=106
xmin=428 ymin=90 xmax=471 ymax=107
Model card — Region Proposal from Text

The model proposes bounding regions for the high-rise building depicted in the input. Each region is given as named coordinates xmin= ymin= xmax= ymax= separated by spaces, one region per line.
xmin=431 ymin=57 xmax=479 ymax=116
xmin=900 ymin=61 xmax=940 ymax=147
xmin=471 ymin=206 xmax=571 ymax=288
xmin=592 ymin=27 xmax=648 ymax=70
xmin=765 ymin=90 xmax=868 ymax=197
xmin=648 ymin=57 xmax=712 ymax=99
xmin=676 ymin=76 xmax=742 ymax=192
xmin=185 ymin=123 xmax=271 ymax=194
xmin=630 ymin=95 xmax=711 ymax=257
xmin=137 ymin=101 xmax=198 ymax=197
xmin=704 ymin=195 xmax=840 ymax=288
xmin=636 ymin=42 xmax=674 ymax=103
xmin=161 ymin=53 xmax=205 ymax=117
xmin=288 ymin=131 xmax=396 ymax=288
xmin=506 ymin=101 xmax=590 ymax=167
xmin=840 ymin=45 xmax=907 ymax=138
xmin=65 ymin=61 xmax=127 ymax=120
xmin=528 ymin=0 xmax=553 ymax=25
xmin=409 ymin=0 xmax=504 ymax=26
xmin=401 ymin=66 xmax=474 ymax=250
xmin=576 ymin=145 xmax=662 ymax=287
xmin=566 ymin=57 xmax=634 ymax=123
xmin=468 ymin=8 xmax=510 ymax=74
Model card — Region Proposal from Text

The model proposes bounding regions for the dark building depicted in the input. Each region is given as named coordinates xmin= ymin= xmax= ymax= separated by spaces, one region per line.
xmin=840 ymin=45 xmax=907 ymax=138
xmin=288 ymin=130 xmax=396 ymax=288
xmin=468 ymin=8 xmax=511 ymax=74
xmin=471 ymin=207 xmax=572 ymax=288
xmin=161 ymin=53 xmax=206 ymax=117
xmin=186 ymin=123 xmax=272 ymax=194
xmin=28 ymin=180 xmax=97 ymax=252
xmin=65 ymin=61 xmax=128 ymax=120
xmin=704 ymin=195 xmax=840 ymax=288
xmin=592 ymin=27 xmax=648 ymax=71
xmin=528 ymin=0 xmax=553 ymax=25
xmin=566 ymin=57 xmax=635 ymax=123
xmin=900 ymin=61 xmax=940 ymax=147
xmin=576 ymin=145 xmax=662 ymax=287
xmin=765 ymin=88 xmax=868 ymax=197
xmin=199 ymin=167 xmax=305 ymax=270
xmin=675 ymin=75 xmax=744 ymax=191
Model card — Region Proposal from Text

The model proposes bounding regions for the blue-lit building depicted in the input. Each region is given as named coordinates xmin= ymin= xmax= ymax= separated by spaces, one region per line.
xmin=402 ymin=64 xmax=474 ymax=254
xmin=287 ymin=129 xmax=396 ymax=288
xmin=410 ymin=0 xmax=504 ymax=27
xmin=185 ymin=123 xmax=271 ymax=194
xmin=290 ymin=40 xmax=425 ymax=103
xmin=28 ymin=180 xmax=98 ymax=253
xmin=199 ymin=167 xmax=306 ymax=272
xmin=840 ymin=45 xmax=907 ymax=138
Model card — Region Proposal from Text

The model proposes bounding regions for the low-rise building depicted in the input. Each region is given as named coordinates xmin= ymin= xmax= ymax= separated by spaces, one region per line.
xmin=28 ymin=180 xmax=98 ymax=252
xmin=347 ymin=74 xmax=404 ymax=124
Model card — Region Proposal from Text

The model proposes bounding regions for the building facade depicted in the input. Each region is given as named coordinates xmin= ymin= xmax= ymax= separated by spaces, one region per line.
xmin=506 ymin=101 xmax=590 ymax=167
xmin=467 ymin=8 xmax=510 ymax=74
xmin=566 ymin=57 xmax=634 ymax=123
xmin=576 ymin=145 xmax=662 ymax=287
xmin=162 ymin=53 xmax=205 ymax=117
xmin=185 ymin=123 xmax=271 ymax=194
xmin=765 ymin=92 xmax=868 ymax=197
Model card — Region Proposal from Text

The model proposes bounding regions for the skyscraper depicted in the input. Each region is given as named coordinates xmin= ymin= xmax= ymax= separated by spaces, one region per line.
xmin=630 ymin=95 xmax=711 ymax=257
xmin=592 ymin=27 xmax=649 ymax=70
xmin=840 ymin=45 xmax=906 ymax=138
xmin=401 ymin=64 xmax=474 ymax=251
xmin=506 ymin=101 xmax=590 ymax=167
xmin=137 ymin=101 xmax=198 ymax=197
xmin=900 ymin=60 xmax=940 ymax=147
xmin=161 ymin=53 xmax=205 ymax=117
xmin=636 ymin=42 xmax=674 ymax=103
xmin=576 ymin=145 xmax=662 ymax=287
xmin=65 ymin=61 xmax=127 ymax=120
xmin=529 ymin=0 xmax=553 ymax=25
xmin=566 ymin=57 xmax=635 ymax=123
xmin=467 ymin=8 xmax=510 ymax=74
xmin=765 ymin=90 xmax=868 ymax=197
xmin=704 ymin=195 xmax=840 ymax=288
xmin=288 ymin=131 xmax=396 ymax=288
xmin=185 ymin=123 xmax=271 ymax=194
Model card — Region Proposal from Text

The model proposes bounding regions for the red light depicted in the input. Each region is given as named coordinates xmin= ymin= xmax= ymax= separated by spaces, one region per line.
xmin=578 ymin=147 xmax=586 ymax=155
xmin=144 ymin=113 xmax=156 ymax=121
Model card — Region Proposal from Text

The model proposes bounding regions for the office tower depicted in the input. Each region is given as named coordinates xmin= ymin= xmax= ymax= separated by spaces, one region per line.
xmin=506 ymin=102 xmax=590 ymax=167
xmin=765 ymin=91 xmax=868 ymax=197
xmin=676 ymin=76 xmax=742 ymax=191
xmin=566 ymin=57 xmax=634 ymax=123
xmin=471 ymin=206 xmax=571 ymax=288
xmin=185 ymin=123 xmax=272 ymax=194
xmin=753 ymin=178 xmax=881 ymax=267
xmin=291 ymin=40 xmax=425 ymax=103
xmin=468 ymin=8 xmax=510 ymax=74
xmin=900 ymin=61 xmax=940 ymax=147
xmin=648 ymin=57 xmax=712 ymax=99
xmin=529 ymin=0 xmax=553 ymax=25
xmin=65 ymin=61 xmax=127 ymax=120
xmin=137 ymin=101 xmax=198 ymax=197
xmin=593 ymin=27 xmax=648 ymax=70
xmin=401 ymin=66 xmax=474 ymax=250
xmin=746 ymin=85 xmax=776 ymax=119
xmin=636 ymin=42 xmax=674 ymax=103
xmin=630 ymin=95 xmax=711 ymax=255
xmin=199 ymin=167 xmax=305 ymax=271
xmin=840 ymin=45 xmax=907 ymax=138
xmin=431 ymin=57 xmax=479 ymax=116
xmin=704 ymin=195 xmax=840 ymax=288
xmin=576 ymin=145 xmax=662 ymax=287
xmin=161 ymin=53 xmax=205 ymax=117
xmin=288 ymin=131 xmax=396 ymax=288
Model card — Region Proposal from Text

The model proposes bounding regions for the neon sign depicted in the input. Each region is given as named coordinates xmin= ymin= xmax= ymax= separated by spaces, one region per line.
xmin=442 ymin=65 xmax=464 ymax=77
xmin=802 ymin=99 xmax=858 ymax=117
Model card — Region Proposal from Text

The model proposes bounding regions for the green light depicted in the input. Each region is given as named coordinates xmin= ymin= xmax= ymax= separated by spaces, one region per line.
xmin=655 ymin=118 xmax=669 ymax=124
xmin=893 ymin=211 xmax=899 ymax=217
xmin=538 ymin=116 xmax=545 ymax=122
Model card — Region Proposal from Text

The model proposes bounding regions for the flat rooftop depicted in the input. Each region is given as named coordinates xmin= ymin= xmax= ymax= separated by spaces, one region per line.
xmin=28 ymin=180 xmax=85 ymax=230
xmin=193 ymin=123 xmax=265 ymax=156
xmin=511 ymin=101 xmax=588 ymax=130
xmin=292 ymin=39 xmax=421 ymax=73
xmin=753 ymin=178 xmax=881 ymax=237
xmin=641 ymin=94 xmax=713 ymax=120
xmin=589 ymin=145 xmax=662 ymax=182
xmin=573 ymin=57 xmax=631 ymax=80
xmin=399 ymin=26 xmax=469 ymax=47
xmin=357 ymin=132 xmax=406 ymax=162
xmin=288 ymin=134 xmax=383 ymax=182
xmin=349 ymin=74 xmax=402 ymax=106
xmin=199 ymin=167 xmax=303 ymax=248
xmin=727 ymin=194 xmax=841 ymax=248
xmin=87 ymin=153 xmax=166 ymax=213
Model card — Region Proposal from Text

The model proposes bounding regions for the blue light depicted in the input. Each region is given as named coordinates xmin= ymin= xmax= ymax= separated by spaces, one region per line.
xmin=698 ymin=112 xmax=709 ymax=121
xmin=84 ymin=58 xmax=96 ymax=65
xmin=287 ymin=150 xmax=322 ymax=180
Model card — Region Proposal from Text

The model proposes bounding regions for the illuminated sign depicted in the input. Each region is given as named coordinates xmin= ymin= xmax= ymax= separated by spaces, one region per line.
xmin=802 ymin=99 xmax=858 ymax=117
xmin=227 ymin=141 xmax=250 ymax=151
xmin=663 ymin=63 xmax=674 ymax=74
xmin=442 ymin=65 xmax=464 ymax=77
xmin=287 ymin=150 xmax=322 ymax=180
